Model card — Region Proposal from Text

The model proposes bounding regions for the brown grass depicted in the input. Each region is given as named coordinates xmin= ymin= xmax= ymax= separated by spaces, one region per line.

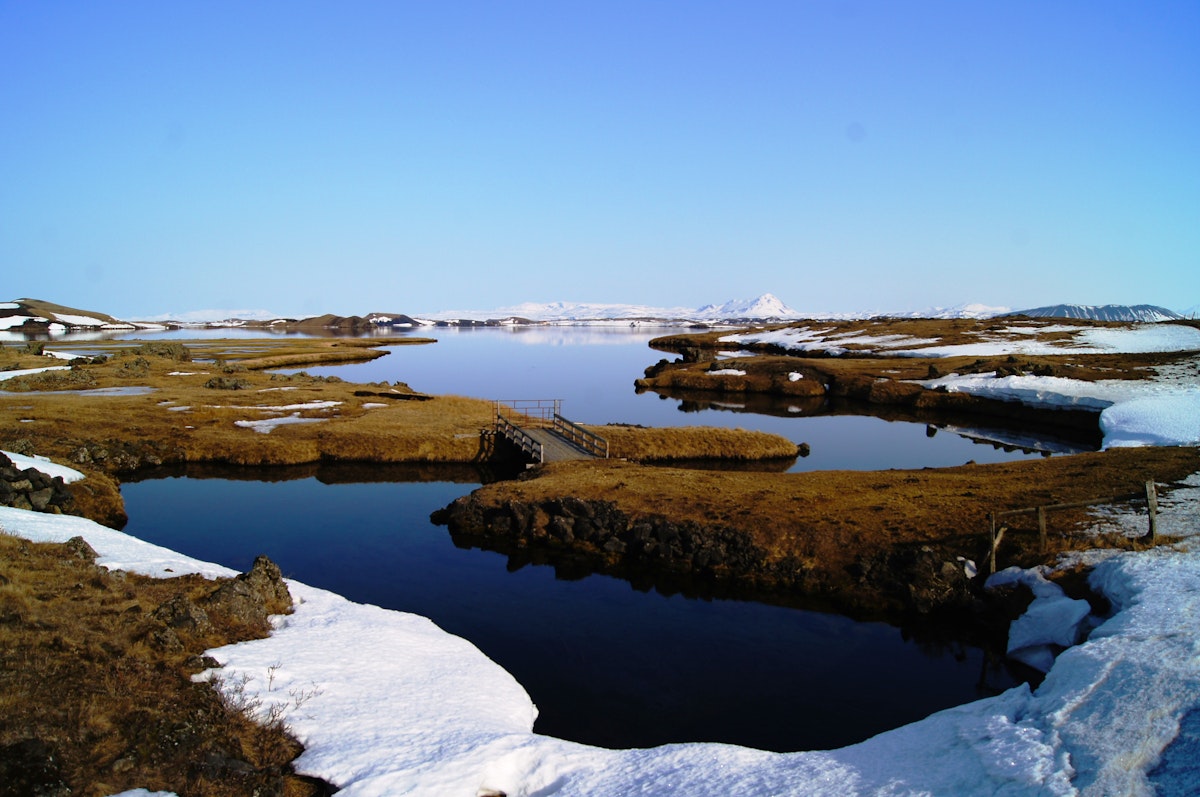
xmin=0 ymin=532 xmax=325 ymax=796
xmin=595 ymin=423 xmax=799 ymax=461
xmin=460 ymin=445 xmax=1200 ymax=588
xmin=1 ymin=343 xmax=796 ymax=477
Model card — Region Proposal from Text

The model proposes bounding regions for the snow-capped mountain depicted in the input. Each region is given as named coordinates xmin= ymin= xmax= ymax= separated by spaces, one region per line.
xmin=694 ymin=293 xmax=800 ymax=320
xmin=1006 ymin=304 xmax=1183 ymax=323
xmin=886 ymin=303 xmax=1011 ymax=320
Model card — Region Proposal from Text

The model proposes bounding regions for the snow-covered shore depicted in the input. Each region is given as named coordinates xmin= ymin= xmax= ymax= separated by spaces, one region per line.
xmin=2 ymin=322 xmax=1199 ymax=795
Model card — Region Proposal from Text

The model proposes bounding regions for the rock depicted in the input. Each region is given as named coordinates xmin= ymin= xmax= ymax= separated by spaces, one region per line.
xmin=61 ymin=536 xmax=98 ymax=564
xmin=5 ymin=439 xmax=36 ymax=456
xmin=152 ymin=594 xmax=212 ymax=634
xmin=0 ymin=459 xmax=76 ymax=515
xmin=202 ymin=555 xmax=293 ymax=631
xmin=241 ymin=555 xmax=292 ymax=615
xmin=28 ymin=487 xmax=54 ymax=511
xmin=203 ymin=580 xmax=269 ymax=631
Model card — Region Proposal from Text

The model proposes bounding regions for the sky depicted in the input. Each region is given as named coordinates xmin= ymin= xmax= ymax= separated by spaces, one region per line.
xmin=2 ymin=1 xmax=1198 ymax=319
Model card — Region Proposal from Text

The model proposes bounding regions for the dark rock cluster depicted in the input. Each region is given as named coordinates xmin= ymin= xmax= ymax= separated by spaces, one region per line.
xmin=436 ymin=494 xmax=982 ymax=616
xmin=0 ymin=451 xmax=76 ymax=514
xmin=67 ymin=440 xmax=167 ymax=471
xmin=434 ymin=495 xmax=809 ymax=592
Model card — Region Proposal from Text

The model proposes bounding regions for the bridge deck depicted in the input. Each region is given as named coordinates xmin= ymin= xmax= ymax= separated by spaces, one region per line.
xmin=493 ymin=401 xmax=608 ymax=464
xmin=523 ymin=427 xmax=598 ymax=462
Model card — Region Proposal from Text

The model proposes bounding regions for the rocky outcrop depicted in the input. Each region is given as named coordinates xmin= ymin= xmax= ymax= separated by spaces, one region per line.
xmin=146 ymin=556 xmax=293 ymax=651
xmin=67 ymin=440 xmax=170 ymax=471
xmin=0 ymin=452 xmax=76 ymax=514
xmin=434 ymin=494 xmax=979 ymax=616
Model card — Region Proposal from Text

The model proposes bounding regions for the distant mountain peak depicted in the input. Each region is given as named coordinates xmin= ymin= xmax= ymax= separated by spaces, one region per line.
xmin=695 ymin=293 xmax=800 ymax=319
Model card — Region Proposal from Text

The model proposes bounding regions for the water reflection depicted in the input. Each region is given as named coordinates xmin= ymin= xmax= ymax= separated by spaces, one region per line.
xmin=640 ymin=384 xmax=1102 ymax=456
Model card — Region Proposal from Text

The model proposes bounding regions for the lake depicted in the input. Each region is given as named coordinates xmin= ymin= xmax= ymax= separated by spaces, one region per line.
xmin=111 ymin=325 xmax=1077 ymax=751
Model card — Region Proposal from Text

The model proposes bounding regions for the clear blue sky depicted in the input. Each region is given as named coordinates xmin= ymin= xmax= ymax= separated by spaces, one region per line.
xmin=2 ymin=1 xmax=1197 ymax=318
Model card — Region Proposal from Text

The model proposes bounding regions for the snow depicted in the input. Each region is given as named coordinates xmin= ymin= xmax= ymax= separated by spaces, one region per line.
xmin=216 ymin=400 xmax=341 ymax=412
xmin=51 ymin=312 xmax=108 ymax=326
xmin=921 ymin=372 xmax=1200 ymax=449
xmin=416 ymin=297 xmax=1012 ymax=323
xmin=986 ymin=567 xmax=1092 ymax=672
xmin=133 ymin=308 xmax=286 ymax=323
xmin=0 ymin=365 xmax=71 ymax=381
xmin=224 ymin=400 xmax=342 ymax=431
xmin=723 ymin=321 xmax=1200 ymax=360
xmin=234 ymin=414 xmax=330 ymax=433
xmin=1 ymin=450 xmax=84 ymax=482
xmin=0 ymin=313 xmax=44 ymax=329
xmin=708 ymin=368 xmax=746 ymax=376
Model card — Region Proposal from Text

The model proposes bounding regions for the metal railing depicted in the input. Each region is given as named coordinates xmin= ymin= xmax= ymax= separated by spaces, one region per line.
xmin=493 ymin=399 xmax=561 ymax=428
xmin=495 ymin=412 xmax=544 ymax=463
xmin=491 ymin=399 xmax=608 ymax=461
xmin=552 ymin=413 xmax=609 ymax=459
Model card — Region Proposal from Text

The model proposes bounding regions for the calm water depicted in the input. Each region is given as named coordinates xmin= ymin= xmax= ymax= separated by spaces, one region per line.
xmin=108 ymin=326 xmax=1079 ymax=751
xmin=120 ymin=467 xmax=1020 ymax=752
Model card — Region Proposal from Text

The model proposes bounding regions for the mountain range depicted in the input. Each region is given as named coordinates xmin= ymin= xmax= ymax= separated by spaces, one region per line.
xmin=1 ymin=296 xmax=1193 ymax=333
xmin=1002 ymin=304 xmax=1185 ymax=323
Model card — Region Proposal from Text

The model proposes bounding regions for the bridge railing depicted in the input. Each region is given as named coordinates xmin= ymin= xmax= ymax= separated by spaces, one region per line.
xmin=495 ymin=412 xmax=544 ymax=463
xmin=493 ymin=399 xmax=561 ymax=428
xmin=552 ymin=414 xmax=609 ymax=459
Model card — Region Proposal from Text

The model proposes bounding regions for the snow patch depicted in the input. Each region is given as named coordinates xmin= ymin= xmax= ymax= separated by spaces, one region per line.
xmin=1 ymin=450 xmax=84 ymax=482
xmin=234 ymin=414 xmax=329 ymax=434
xmin=0 ymin=365 xmax=71 ymax=381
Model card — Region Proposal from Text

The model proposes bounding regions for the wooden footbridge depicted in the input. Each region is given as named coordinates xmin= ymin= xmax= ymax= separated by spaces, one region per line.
xmin=490 ymin=400 xmax=609 ymax=464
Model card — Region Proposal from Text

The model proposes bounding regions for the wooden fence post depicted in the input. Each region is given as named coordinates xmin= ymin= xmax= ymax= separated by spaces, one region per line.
xmin=988 ymin=513 xmax=995 ymax=575
xmin=1037 ymin=506 xmax=1047 ymax=552
xmin=1146 ymin=481 xmax=1158 ymax=543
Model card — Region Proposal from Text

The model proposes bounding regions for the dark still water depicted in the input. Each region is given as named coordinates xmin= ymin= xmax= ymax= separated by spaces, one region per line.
xmin=120 ymin=468 xmax=1022 ymax=753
